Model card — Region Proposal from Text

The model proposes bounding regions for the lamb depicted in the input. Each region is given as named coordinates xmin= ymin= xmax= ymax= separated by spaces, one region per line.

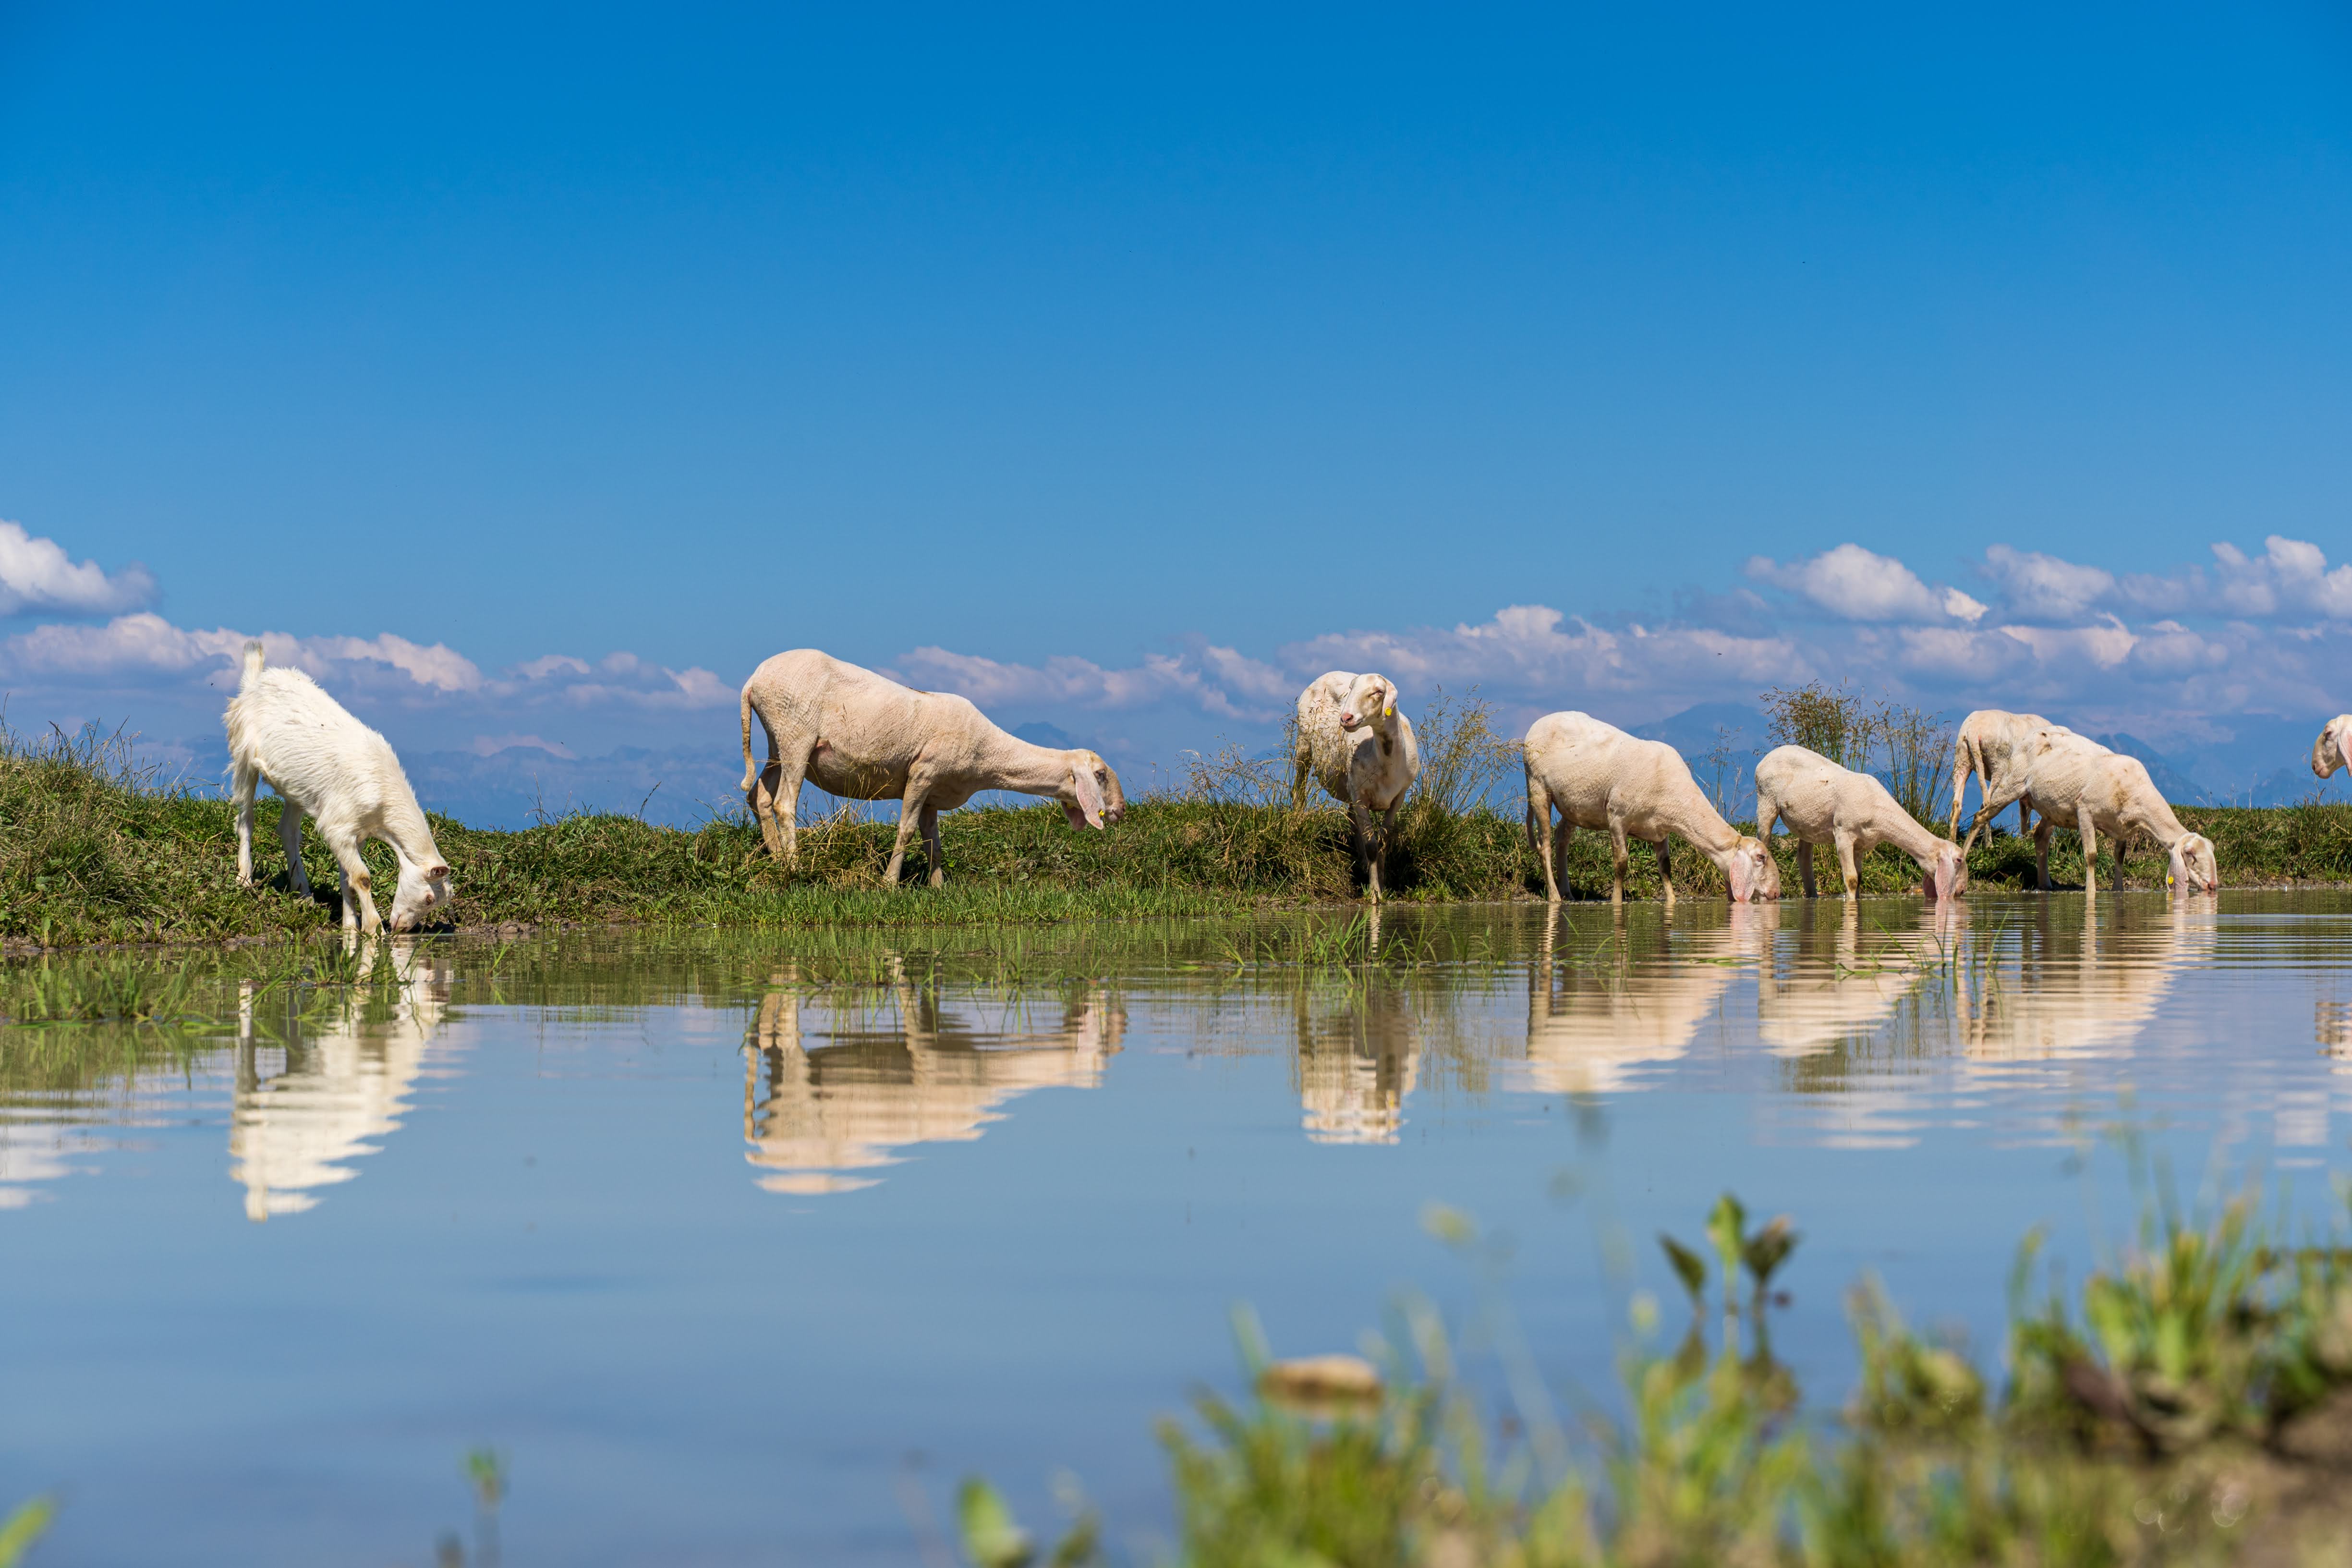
xmin=739 ymin=648 xmax=1124 ymax=886
xmin=1950 ymin=709 xmax=2070 ymax=852
xmin=1522 ymin=711 xmax=1780 ymax=905
xmin=2312 ymin=715 xmax=2352 ymax=780
xmin=1984 ymin=727 xmax=2219 ymax=894
xmin=1755 ymin=744 xmax=1964 ymax=901
xmin=225 ymin=643 xmax=453 ymax=935
xmin=1291 ymin=671 xmax=1421 ymax=900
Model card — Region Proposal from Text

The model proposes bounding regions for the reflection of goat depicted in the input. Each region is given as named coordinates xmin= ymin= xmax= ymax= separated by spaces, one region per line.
xmin=743 ymin=960 xmax=1124 ymax=1193
xmin=1292 ymin=984 xmax=1419 ymax=1144
xmin=230 ymin=936 xmax=453 ymax=1221
xmin=1516 ymin=906 xmax=1770 ymax=1094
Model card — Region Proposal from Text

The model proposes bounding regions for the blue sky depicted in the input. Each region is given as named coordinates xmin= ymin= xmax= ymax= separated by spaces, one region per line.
xmin=4 ymin=3 xmax=2351 ymax=821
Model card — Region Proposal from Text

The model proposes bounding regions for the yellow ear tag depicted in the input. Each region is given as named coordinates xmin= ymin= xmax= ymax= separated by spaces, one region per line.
xmin=1383 ymin=701 xmax=1394 ymax=718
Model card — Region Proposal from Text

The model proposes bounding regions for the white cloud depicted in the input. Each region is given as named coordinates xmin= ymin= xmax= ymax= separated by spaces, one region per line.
xmin=0 ymin=520 xmax=156 ymax=618
xmin=1980 ymin=545 xmax=2116 ymax=621
xmin=469 ymin=733 xmax=578 ymax=759
xmin=1745 ymin=543 xmax=1986 ymax=624
xmin=888 ymin=645 xmax=1250 ymax=716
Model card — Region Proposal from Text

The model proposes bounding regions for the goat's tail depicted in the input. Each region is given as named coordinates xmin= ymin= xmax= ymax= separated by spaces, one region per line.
xmin=238 ymin=640 xmax=266 ymax=693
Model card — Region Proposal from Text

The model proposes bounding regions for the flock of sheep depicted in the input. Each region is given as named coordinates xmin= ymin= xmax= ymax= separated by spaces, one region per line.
xmin=225 ymin=640 xmax=2352 ymax=934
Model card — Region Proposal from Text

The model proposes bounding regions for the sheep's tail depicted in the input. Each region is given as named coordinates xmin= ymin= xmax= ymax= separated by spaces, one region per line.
xmin=238 ymin=640 xmax=266 ymax=694
xmin=739 ymin=686 xmax=760 ymax=796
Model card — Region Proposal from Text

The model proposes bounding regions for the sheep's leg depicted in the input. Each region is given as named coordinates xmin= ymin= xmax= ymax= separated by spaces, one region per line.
xmin=1797 ymin=841 xmax=1817 ymax=899
xmin=1607 ymin=819 xmax=1630 ymax=905
xmin=1374 ymin=804 xmax=1398 ymax=901
xmin=1962 ymin=781 xmax=2024 ymax=858
xmin=1756 ymin=796 xmax=1778 ymax=844
xmin=1655 ymin=836 xmax=1674 ymax=908
xmin=278 ymin=797 xmax=312 ymax=895
xmin=885 ymin=772 xmax=934 ymax=886
xmin=1349 ymin=800 xmax=1378 ymax=901
xmin=233 ymin=761 xmax=260 ymax=887
xmin=921 ymin=803 xmax=946 ymax=888
xmin=327 ymin=834 xmax=378 ymax=935
xmin=2033 ymin=818 xmax=2054 ymax=892
xmin=1554 ymin=820 xmax=1572 ymax=901
xmin=756 ymin=754 xmax=805 ymax=867
xmin=1292 ymin=743 xmax=1312 ymax=812
xmin=1835 ymin=832 xmax=1860 ymax=899
xmin=2078 ymin=807 xmax=2098 ymax=896
xmin=1528 ymin=779 xmax=1561 ymax=903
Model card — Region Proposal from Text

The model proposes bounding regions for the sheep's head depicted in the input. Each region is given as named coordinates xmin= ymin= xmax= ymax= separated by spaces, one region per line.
xmin=1061 ymin=751 xmax=1125 ymax=829
xmin=2168 ymin=834 xmax=2219 ymax=896
xmin=1925 ymin=843 xmax=1966 ymax=902
xmin=390 ymin=860 xmax=453 ymax=932
xmin=1337 ymin=674 xmax=1396 ymax=733
xmin=2314 ymin=717 xmax=2351 ymax=779
xmin=1727 ymin=836 xmax=1781 ymax=902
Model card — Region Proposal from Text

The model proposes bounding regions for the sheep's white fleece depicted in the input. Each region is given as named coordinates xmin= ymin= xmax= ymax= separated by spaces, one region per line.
xmin=1997 ymin=728 xmax=2219 ymax=894
xmin=739 ymin=648 xmax=1124 ymax=886
xmin=1522 ymin=711 xmax=1779 ymax=905
xmin=224 ymin=643 xmax=451 ymax=935
xmin=1950 ymin=709 xmax=2071 ymax=851
xmin=1756 ymin=744 xmax=1964 ymax=901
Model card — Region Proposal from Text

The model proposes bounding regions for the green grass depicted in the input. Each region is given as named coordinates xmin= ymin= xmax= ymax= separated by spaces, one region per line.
xmin=12 ymin=718 xmax=2352 ymax=948
xmin=965 ymin=1190 xmax=2352 ymax=1567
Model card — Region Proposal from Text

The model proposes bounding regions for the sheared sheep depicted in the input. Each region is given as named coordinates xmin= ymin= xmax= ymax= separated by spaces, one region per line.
xmin=1986 ymin=728 xmax=2219 ymax=894
xmin=1756 ymin=744 xmax=1964 ymax=901
xmin=739 ymin=648 xmax=1124 ymax=886
xmin=1522 ymin=711 xmax=1779 ymax=905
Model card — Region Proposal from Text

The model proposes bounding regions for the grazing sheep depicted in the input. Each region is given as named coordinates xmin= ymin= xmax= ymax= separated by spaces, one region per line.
xmin=1292 ymin=670 xmax=1421 ymax=901
xmin=2313 ymin=715 xmax=2352 ymax=779
xmin=739 ymin=649 xmax=1124 ymax=886
xmin=1950 ymin=709 xmax=2069 ymax=851
xmin=1756 ymin=744 xmax=1965 ymax=901
xmin=1522 ymin=711 xmax=1780 ymax=905
xmin=1982 ymin=728 xmax=2219 ymax=894
xmin=225 ymin=643 xmax=453 ymax=935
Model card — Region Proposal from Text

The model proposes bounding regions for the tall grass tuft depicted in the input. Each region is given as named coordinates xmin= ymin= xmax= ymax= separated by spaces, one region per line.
xmin=1762 ymin=681 xmax=1952 ymax=830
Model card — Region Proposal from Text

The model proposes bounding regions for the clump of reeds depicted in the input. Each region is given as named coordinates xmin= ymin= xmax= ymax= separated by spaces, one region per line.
xmin=1760 ymin=681 xmax=1953 ymax=829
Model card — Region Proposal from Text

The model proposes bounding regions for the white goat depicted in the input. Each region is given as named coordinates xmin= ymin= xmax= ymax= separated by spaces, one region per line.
xmin=740 ymin=649 xmax=1125 ymax=886
xmin=1293 ymin=670 xmax=1420 ymax=901
xmin=1756 ymin=744 xmax=1964 ymax=901
xmin=225 ymin=643 xmax=453 ymax=935
xmin=1981 ymin=728 xmax=2219 ymax=894
xmin=1523 ymin=712 xmax=1780 ymax=905
xmin=1950 ymin=709 xmax=2068 ymax=851
xmin=2313 ymin=715 xmax=2352 ymax=780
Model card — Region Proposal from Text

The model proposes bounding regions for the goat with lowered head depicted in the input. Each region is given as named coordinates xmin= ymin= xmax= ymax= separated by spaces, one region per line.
xmin=740 ymin=648 xmax=1124 ymax=886
xmin=1757 ymin=744 xmax=1964 ymax=901
xmin=224 ymin=643 xmax=453 ymax=934
xmin=1292 ymin=670 xmax=1420 ymax=900
xmin=1523 ymin=711 xmax=1779 ymax=905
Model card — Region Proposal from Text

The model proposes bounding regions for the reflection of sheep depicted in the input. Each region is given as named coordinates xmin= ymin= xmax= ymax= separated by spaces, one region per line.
xmin=1756 ymin=902 xmax=1955 ymax=1059
xmin=1959 ymin=897 xmax=2214 ymax=1069
xmin=229 ymin=937 xmax=453 ymax=1221
xmin=1292 ymin=985 xmax=1419 ymax=1144
xmin=1515 ymin=906 xmax=1770 ymax=1094
xmin=743 ymin=961 xmax=1124 ymax=1194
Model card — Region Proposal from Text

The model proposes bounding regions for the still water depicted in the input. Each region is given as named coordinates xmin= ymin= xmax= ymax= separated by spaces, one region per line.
xmin=4 ymin=894 xmax=2351 ymax=1565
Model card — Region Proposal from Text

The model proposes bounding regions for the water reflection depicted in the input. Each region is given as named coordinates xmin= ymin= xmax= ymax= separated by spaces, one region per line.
xmin=1957 ymin=896 xmax=2216 ymax=1070
xmin=1293 ymin=985 xmax=1420 ymax=1144
xmin=1517 ymin=905 xmax=1770 ymax=1094
xmin=1758 ymin=903 xmax=1956 ymax=1060
xmin=743 ymin=959 xmax=1125 ymax=1194
xmin=230 ymin=937 xmax=456 ymax=1220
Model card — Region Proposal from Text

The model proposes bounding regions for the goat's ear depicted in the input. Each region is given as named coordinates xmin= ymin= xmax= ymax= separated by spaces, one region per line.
xmin=1070 ymin=755 xmax=1105 ymax=828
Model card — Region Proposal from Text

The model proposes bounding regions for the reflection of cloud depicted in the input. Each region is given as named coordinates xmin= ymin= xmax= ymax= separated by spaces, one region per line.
xmin=743 ymin=966 xmax=1123 ymax=1193
xmin=229 ymin=940 xmax=455 ymax=1221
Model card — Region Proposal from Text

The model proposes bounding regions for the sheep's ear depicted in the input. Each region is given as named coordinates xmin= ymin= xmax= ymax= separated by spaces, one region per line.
xmin=1727 ymin=851 xmax=1753 ymax=903
xmin=1380 ymin=681 xmax=1395 ymax=719
xmin=1070 ymin=755 xmax=1105 ymax=828
xmin=427 ymin=864 xmax=449 ymax=882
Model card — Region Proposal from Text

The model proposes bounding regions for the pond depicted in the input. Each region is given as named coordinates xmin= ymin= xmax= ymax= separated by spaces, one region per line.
xmin=3 ymin=892 xmax=2350 ymax=1565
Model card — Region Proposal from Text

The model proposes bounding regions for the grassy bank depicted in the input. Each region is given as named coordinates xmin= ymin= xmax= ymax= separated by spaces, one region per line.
xmin=965 ymin=1190 xmax=2352 ymax=1567
xmin=10 ymin=721 xmax=2352 ymax=948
